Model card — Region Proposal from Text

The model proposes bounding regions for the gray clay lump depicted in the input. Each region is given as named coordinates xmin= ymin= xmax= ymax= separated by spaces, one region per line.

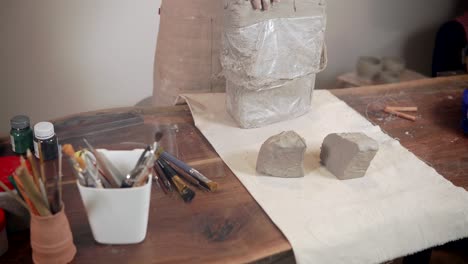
xmin=256 ymin=131 xmax=307 ymax=178
xmin=320 ymin=133 xmax=379 ymax=180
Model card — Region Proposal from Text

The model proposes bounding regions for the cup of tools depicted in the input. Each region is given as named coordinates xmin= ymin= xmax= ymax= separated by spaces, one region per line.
xmin=76 ymin=149 xmax=152 ymax=244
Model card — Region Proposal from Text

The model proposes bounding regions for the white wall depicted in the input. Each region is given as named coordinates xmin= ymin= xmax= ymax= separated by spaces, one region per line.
xmin=0 ymin=0 xmax=459 ymax=135
xmin=0 ymin=0 xmax=160 ymax=135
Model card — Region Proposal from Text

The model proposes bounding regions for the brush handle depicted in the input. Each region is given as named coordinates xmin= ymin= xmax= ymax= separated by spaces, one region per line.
xmin=157 ymin=159 xmax=195 ymax=202
xmin=154 ymin=163 xmax=172 ymax=192
xmin=160 ymin=152 xmax=212 ymax=183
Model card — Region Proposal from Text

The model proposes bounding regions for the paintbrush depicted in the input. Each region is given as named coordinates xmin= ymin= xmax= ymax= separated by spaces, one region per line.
xmin=63 ymin=144 xmax=103 ymax=188
xmin=83 ymin=139 xmax=119 ymax=188
xmin=50 ymin=146 xmax=63 ymax=213
xmin=152 ymin=166 xmax=168 ymax=194
xmin=121 ymin=146 xmax=152 ymax=188
xmin=16 ymin=166 xmax=51 ymax=216
xmin=154 ymin=163 xmax=173 ymax=192
xmin=157 ymin=159 xmax=195 ymax=203
xmin=154 ymin=132 xmax=218 ymax=192
xmin=167 ymin=161 xmax=209 ymax=191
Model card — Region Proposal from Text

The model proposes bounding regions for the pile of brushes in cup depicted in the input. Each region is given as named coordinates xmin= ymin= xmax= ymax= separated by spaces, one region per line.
xmin=65 ymin=132 xmax=218 ymax=203
xmin=0 ymin=148 xmax=64 ymax=216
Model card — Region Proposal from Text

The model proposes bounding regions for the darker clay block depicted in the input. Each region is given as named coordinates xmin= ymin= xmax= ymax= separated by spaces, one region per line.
xmin=320 ymin=133 xmax=379 ymax=180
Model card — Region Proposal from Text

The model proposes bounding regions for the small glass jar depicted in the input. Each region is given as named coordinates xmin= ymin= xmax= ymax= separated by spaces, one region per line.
xmin=33 ymin=122 xmax=58 ymax=161
xmin=10 ymin=115 xmax=34 ymax=154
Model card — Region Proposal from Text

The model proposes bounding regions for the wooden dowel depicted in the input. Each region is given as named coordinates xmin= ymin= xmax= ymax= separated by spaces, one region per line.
xmin=385 ymin=106 xmax=418 ymax=112
xmin=384 ymin=108 xmax=417 ymax=121
xmin=16 ymin=167 xmax=51 ymax=216
xmin=26 ymin=149 xmax=41 ymax=190
xmin=13 ymin=174 xmax=40 ymax=215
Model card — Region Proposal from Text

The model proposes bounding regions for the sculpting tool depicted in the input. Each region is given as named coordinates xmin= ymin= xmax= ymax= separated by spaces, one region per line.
xmin=157 ymin=159 xmax=195 ymax=203
xmin=154 ymin=132 xmax=218 ymax=192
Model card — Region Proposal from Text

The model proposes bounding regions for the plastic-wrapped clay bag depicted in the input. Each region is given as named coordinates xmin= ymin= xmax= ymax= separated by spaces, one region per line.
xmin=222 ymin=0 xmax=327 ymax=128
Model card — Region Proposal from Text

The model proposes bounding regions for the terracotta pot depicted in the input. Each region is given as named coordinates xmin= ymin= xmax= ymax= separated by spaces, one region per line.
xmin=382 ymin=57 xmax=406 ymax=74
xmin=30 ymin=206 xmax=76 ymax=264
xmin=356 ymin=56 xmax=382 ymax=80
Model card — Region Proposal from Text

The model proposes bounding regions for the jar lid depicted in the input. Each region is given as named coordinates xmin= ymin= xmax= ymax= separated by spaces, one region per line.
xmin=34 ymin=122 xmax=55 ymax=140
xmin=10 ymin=115 xmax=30 ymax=129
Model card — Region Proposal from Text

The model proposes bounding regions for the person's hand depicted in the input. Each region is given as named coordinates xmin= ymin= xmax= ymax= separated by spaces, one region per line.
xmin=249 ymin=0 xmax=279 ymax=11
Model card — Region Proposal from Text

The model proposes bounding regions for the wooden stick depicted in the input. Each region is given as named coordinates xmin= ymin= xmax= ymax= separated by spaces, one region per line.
xmin=26 ymin=149 xmax=41 ymax=190
xmin=384 ymin=108 xmax=417 ymax=121
xmin=0 ymin=181 xmax=30 ymax=210
xmin=39 ymin=179 xmax=50 ymax=210
xmin=16 ymin=167 xmax=51 ymax=216
xmin=385 ymin=106 xmax=418 ymax=112
xmin=58 ymin=147 xmax=63 ymax=211
xmin=38 ymin=141 xmax=47 ymax=183
xmin=13 ymin=174 xmax=40 ymax=215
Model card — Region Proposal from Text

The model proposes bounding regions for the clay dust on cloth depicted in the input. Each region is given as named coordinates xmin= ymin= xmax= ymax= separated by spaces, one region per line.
xmin=179 ymin=90 xmax=468 ymax=264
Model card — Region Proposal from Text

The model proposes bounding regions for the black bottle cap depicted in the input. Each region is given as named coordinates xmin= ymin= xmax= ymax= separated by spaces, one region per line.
xmin=10 ymin=115 xmax=30 ymax=130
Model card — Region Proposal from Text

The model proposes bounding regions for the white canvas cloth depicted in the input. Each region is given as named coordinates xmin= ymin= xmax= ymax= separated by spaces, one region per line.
xmin=180 ymin=91 xmax=468 ymax=264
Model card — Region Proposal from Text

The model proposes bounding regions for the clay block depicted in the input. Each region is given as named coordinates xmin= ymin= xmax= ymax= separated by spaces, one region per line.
xmin=256 ymin=131 xmax=307 ymax=178
xmin=226 ymin=76 xmax=315 ymax=128
xmin=320 ymin=133 xmax=379 ymax=180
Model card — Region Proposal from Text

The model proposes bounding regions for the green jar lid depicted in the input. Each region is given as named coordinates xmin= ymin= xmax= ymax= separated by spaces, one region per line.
xmin=10 ymin=115 xmax=30 ymax=130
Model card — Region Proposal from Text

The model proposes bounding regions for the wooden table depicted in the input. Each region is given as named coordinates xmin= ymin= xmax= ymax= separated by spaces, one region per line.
xmin=1 ymin=75 xmax=468 ymax=263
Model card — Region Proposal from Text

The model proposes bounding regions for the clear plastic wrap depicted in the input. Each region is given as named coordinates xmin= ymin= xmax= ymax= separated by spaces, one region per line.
xmin=222 ymin=17 xmax=326 ymax=90
xmin=222 ymin=0 xmax=327 ymax=128
xmin=226 ymin=75 xmax=316 ymax=128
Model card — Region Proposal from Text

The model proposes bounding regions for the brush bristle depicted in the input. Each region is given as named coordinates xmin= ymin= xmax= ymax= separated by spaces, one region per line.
xmin=206 ymin=182 xmax=218 ymax=192
xmin=154 ymin=131 xmax=164 ymax=143
xmin=181 ymin=187 xmax=196 ymax=203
